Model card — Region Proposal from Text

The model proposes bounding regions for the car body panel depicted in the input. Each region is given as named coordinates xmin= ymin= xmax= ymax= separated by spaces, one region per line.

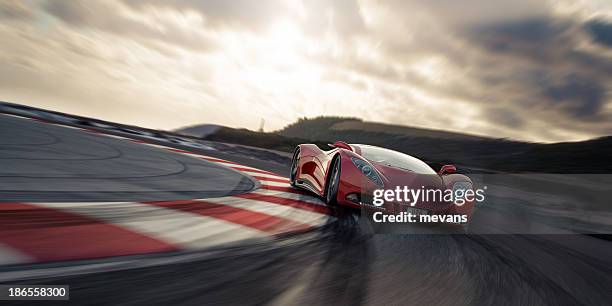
xmin=291 ymin=143 xmax=476 ymax=221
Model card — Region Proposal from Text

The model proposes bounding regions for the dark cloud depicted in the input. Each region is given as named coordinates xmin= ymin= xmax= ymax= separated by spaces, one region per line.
xmin=541 ymin=74 xmax=607 ymax=118
xmin=447 ymin=15 xmax=611 ymax=130
xmin=585 ymin=18 xmax=612 ymax=47
xmin=486 ymin=108 xmax=525 ymax=128
xmin=308 ymin=0 xmax=612 ymax=141
xmin=467 ymin=18 xmax=572 ymax=56
xmin=477 ymin=18 xmax=566 ymax=41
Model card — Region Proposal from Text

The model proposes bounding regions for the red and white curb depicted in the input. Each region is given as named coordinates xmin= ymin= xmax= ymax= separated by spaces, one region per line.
xmin=0 ymin=114 xmax=333 ymax=266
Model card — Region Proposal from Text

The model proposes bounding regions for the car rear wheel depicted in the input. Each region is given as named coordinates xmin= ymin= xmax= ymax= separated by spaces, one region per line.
xmin=325 ymin=157 xmax=341 ymax=205
xmin=289 ymin=147 xmax=300 ymax=187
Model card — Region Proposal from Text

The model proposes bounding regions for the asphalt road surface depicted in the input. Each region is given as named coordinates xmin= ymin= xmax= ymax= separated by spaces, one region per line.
xmin=0 ymin=114 xmax=611 ymax=305
xmin=0 ymin=114 xmax=255 ymax=202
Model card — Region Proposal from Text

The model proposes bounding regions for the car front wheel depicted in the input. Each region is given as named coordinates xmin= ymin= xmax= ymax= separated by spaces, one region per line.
xmin=325 ymin=157 xmax=341 ymax=205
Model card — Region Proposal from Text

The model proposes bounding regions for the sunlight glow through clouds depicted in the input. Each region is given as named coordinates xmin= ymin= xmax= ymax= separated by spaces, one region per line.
xmin=0 ymin=0 xmax=611 ymax=142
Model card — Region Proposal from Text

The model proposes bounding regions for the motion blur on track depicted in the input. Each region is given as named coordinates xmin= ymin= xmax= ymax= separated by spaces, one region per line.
xmin=0 ymin=104 xmax=611 ymax=305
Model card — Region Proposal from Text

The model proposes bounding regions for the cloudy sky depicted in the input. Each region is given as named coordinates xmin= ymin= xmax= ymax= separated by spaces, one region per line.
xmin=1 ymin=0 xmax=611 ymax=142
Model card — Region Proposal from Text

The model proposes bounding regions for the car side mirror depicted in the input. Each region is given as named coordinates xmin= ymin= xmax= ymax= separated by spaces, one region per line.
xmin=438 ymin=164 xmax=457 ymax=176
xmin=328 ymin=141 xmax=353 ymax=151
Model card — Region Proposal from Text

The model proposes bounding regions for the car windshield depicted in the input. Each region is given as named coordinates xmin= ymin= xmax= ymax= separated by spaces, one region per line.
xmin=353 ymin=144 xmax=436 ymax=174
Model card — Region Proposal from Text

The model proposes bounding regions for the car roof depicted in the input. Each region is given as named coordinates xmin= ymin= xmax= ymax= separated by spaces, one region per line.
xmin=349 ymin=144 xmax=436 ymax=174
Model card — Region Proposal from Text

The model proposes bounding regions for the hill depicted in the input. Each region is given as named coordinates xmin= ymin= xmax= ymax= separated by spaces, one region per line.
xmin=189 ymin=126 xmax=328 ymax=153
xmin=279 ymin=116 xmax=490 ymax=142
xmin=277 ymin=117 xmax=530 ymax=170
xmin=175 ymin=124 xmax=222 ymax=138
xmin=178 ymin=116 xmax=612 ymax=173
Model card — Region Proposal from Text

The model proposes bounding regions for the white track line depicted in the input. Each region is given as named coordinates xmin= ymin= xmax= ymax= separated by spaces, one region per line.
xmin=33 ymin=202 xmax=269 ymax=250
xmin=250 ymin=189 xmax=326 ymax=206
xmin=258 ymin=180 xmax=294 ymax=187
xmin=202 ymin=197 xmax=331 ymax=227
xmin=0 ymin=243 xmax=34 ymax=266
xmin=240 ymin=172 xmax=288 ymax=180
xmin=220 ymin=162 xmax=269 ymax=172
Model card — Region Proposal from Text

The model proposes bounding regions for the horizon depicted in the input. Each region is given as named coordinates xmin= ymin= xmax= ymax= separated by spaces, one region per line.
xmin=11 ymin=100 xmax=610 ymax=144
xmin=181 ymin=115 xmax=516 ymax=142
xmin=1 ymin=0 xmax=611 ymax=142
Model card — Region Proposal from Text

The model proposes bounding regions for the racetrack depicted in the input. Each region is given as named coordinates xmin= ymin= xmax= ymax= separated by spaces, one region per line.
xmin=0 ymin=114 xmax=256 ymax=202
xmin=0 ymin=111 xmax=610 ymax=305
xmin=0 ymin=113 xmax=331 ymax=267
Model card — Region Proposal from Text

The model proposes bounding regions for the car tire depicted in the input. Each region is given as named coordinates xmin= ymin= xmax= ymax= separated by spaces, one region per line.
xmin=289 ymin=147 xmax=300 ymax=187
xmin=325 ymin=156 xmax=341 ymax=205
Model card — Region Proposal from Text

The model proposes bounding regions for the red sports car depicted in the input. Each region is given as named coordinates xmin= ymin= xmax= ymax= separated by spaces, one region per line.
xmin=289 ymin=141 xmax=476 ymax=222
